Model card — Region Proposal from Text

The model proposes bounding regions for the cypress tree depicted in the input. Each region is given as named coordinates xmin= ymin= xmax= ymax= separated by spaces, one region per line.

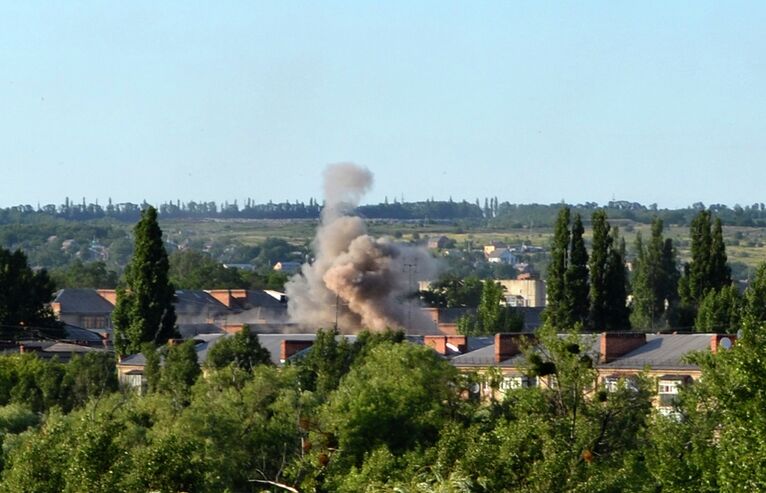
xmin=113 ymin=206 xmax=178 ymax=356
xmin=545 ymin=207 xmax=571 ymax=329
xmin=565 ymin=213 xmax=589 ymax=327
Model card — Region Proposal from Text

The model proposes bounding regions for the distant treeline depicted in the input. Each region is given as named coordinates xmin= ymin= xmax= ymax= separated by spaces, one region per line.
xmin=2 ymin=197 xmax=766 ymax=226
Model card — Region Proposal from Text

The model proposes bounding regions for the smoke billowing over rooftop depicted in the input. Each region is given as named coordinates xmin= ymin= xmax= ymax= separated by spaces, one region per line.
xmin=285 ymin=163 xmax=437 ymax=332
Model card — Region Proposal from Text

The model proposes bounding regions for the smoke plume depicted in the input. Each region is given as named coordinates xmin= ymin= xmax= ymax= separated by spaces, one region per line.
xmin=285 ymin=163 xmax=437 ymax=333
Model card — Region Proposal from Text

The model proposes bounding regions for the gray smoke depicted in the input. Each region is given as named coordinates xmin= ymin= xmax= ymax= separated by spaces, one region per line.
xmin=285 ymin=163 xmax=437 ymax=333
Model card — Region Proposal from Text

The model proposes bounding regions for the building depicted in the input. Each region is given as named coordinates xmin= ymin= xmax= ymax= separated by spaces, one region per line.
xmin=486 ymin=248 xmax=517 ymax=265
xmin=496 ymin=279 xmax=546 ymax=307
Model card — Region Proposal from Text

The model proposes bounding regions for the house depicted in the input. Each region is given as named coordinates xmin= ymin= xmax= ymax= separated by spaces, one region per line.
xmin=51 ymin=288 xmax=290 ymax=339
xmin=487 ymin=249 xmax=517 ymax=265
xmin=448 ymin=331 xmax=736 ymax=414
xmin=51 ymin=289 xmax=115 ymax=332
xmin=427 ymin=236 xmax=451 ymax=250
xmin=483 ymin=241 xmax=508 ymax=257
xmin=496 ymin=279 xmax=546 ymax=307
xmin=273 ymin=261 xmax=302 ymax=274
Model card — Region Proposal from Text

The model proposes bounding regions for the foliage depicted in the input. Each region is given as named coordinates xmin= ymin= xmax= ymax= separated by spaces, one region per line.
xmin=168 ymin=249 xmax=246 ymax=289
xmin=112 ymin=206 xmax=178 ymax=356
xmin=155 ymin=340 xmax=201 ymax=406
xmin=545 ymin=207 xmax=572 ymax=330
xmin=457 ymin=281 xmax=524 ymax=336
xmin=694 ymin=285 xmax=742 ymax=333
xmin=49 ymin=260 xmax=118 ymax=289
xmin=205 ymin=325 xmax=272 ymax=372
xmin=419 ymin=276 xmax=483 ymax=308
xmin=589 ymin=211 xmax=631 ymax=331
xmin=565 ymin=213 xmax=590 ymax=328
xmin=0 ymin=248 xmax=60 ymax=337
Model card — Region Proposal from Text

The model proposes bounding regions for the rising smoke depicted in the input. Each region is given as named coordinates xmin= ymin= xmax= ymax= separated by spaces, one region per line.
xmin=285 ymin=163 xmax=437 ymax=333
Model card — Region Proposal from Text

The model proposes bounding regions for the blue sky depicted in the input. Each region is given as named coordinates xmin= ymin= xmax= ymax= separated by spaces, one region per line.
xmin=1 ymin=2 xmax=764 ymax=209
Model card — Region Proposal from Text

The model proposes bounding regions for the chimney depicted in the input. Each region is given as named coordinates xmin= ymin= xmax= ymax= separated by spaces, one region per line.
xmin=424 ymin=335 xmax=447 ymax=355
xmin=207 ymin=289 xmax=233 ymax=307
xmin=18 ymin=344 xmax=24 ymax=354
xmin=280 ymin=340 xmax=313 ymax=362
xmin=599 ymin=332 xmax=647 ymax=363
xmin=710 ymin=334 xmax=737 ymax=354
xmin=97 ymin=289 xmax=117 ymax=305
xmin=446 ymin=335 xmax=467 ymax=353
xmin=495 ymin=333 xmax=534 ymax=363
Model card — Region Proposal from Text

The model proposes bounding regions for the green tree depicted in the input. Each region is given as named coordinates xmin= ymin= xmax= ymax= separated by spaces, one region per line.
xmin=112 ymin=207 xmax=178 ymax=356
xmin=458 ymin=281 xmax=524 ymax=336
xmin=743 ymin=262 xmax=766 ymax=324
xmin=168 ymin=249 xmax=246 ymax=289
xmin=695 ymin=285 xmax=742 ymax=333
xmin=545 ymin=207 xmax=571 ymax=329
xmin=0 ymin=248 xmax=60 ymax=337
xmin=49 ymin=260 xmax=118 ymax=289
xmin=630 ymin=232 xmax=653 ymax=329
xmin=205 ymin=325 xmax=271 ymax=372
xmin=589 ymin=211 xmax=630 ymax=331
xmin=680 ymin=211 xmax=731 ymax=306
xmin=322 ymin=343 xmax=458 ymax=475
xmin=565 ymin=213 xmax=589 ymax=327
xmin=156 ymin=340 xmax=200 ymax=406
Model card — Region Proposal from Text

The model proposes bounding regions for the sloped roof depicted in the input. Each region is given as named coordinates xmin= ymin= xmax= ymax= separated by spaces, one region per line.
xmin=599 ymin=334 xmax=713 ymax=370
xmin=53 ymin=289 xmax=114 ymax=314
xmin=62 ymin=324 xmax=104 ymax=344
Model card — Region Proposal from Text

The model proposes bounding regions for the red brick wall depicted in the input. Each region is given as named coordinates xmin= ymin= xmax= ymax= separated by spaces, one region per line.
xmin=599 ymin=333 xmax=647 ymax=363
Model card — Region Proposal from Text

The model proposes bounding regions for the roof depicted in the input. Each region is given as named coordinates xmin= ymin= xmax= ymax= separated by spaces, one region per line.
xmin=177 ymin=323 xmax=224 ymax=338
xmin=174 ymin=290 xmax=230 ymax=321
xmin=62 ymin=324 xmax=104 ymax=345
xmin=53 ymin=289 xmax=114 ymax=314
xmin=599 ymin=334 xmax=713 ymax=370
xmin=451 ymin=334 xmax=602 ymax=368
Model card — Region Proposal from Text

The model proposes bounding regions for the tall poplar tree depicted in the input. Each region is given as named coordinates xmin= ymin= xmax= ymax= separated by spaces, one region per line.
xmin=113 ymin=206 xmax=178 ymax=356
xmin=604 ymin=229 xmax=631 ymax=330
xmin=589 ymin=211 xmax=630 ymax=331
xmin=565 ymin=213 xmax=589 ymax=327
xmin=545 ymin=207 xmax=571 ymax=329
xmin=589 ymin=210 xmax=611 ymax=330
xmin=630 ymin=218 xmax=679 ymax=329
xmin=679 ymin=211 xmax=731 ymax=327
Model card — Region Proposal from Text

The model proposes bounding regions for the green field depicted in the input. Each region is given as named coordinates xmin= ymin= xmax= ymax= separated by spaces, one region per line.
xmin=159 ymin=218 xmax=766 ymax=273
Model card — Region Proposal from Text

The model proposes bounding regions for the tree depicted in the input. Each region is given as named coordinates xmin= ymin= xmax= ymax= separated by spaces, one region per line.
xmin=322 ymin=343 xmax=457 ymax=471
xmin=0 ymin=248 xmax=60 ymax=337
xmin=112 ymin=207 xmax=178 ymax=356
xmin=631 ymin=218 xmax=679 ymax=330
xmin=695 ymin=285 xmax=742 ymax=333
xmin=545 ymin=207 xmax=571 ymax=329
xmin=565 ymin=213 xmax=589 ymax=327
xmin=589 ymin=211 xmax=630 ymax=331
xmin=680 ymin=211 xmax=730 ymax=305
xmin=168 ymin=250 xmax=245 ymax=290
xmin=458 ymin=281 xmax=524 ymax=336
xmin=743 ymin=262 xmax=766 ymax=324
xmin=156 ymin=340 xmax=201 ymax=406
xmin=604 ymin=230 xmax=631 ymax=331
xmin=49 ymin=260 xmax=118 ymax=289
xmin=205 ymin=325 xmax=271 ymax=372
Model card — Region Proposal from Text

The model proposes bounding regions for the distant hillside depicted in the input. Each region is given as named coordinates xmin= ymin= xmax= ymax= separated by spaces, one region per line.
xmin=2 ymin=198 xmax=766 ymax=227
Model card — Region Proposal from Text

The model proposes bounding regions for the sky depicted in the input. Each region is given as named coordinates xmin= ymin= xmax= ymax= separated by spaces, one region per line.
xmin=1 ymin=2 xmax=765 ymax=209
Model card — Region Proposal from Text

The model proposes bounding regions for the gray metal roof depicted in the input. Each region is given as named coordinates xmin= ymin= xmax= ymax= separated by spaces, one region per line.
xmin=599 ymin=334 xmax=713 ymax=370
xmin=53 ymin=289 xmax=114 ymax=314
